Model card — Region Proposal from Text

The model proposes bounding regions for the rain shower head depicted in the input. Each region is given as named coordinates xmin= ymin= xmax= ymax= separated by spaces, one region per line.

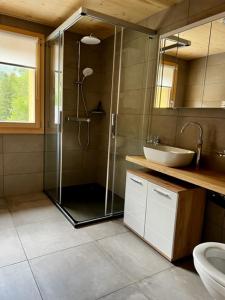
xmin=81 ymin=34 xmax=101 ymax=45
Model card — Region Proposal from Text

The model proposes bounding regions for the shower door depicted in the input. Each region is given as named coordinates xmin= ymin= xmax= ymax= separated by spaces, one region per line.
xmin=107 ymin=28 xmax=153 ymax=215
xmin=59 ymin=18 xmax=123 ymax=224
xmin=43 ymin=8 xmax=154 ymax=226
xmin=44 ymin=33 xmax=63 ymax=204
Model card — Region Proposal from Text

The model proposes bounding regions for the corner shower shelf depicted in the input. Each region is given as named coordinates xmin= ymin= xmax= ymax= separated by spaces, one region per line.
xmin=90 ymin=110 xmax=106 ymax=116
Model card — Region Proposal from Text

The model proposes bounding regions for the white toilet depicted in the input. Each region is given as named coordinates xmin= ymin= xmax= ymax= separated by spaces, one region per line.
xmin=193 ymin=242 xmax=225 ymax=300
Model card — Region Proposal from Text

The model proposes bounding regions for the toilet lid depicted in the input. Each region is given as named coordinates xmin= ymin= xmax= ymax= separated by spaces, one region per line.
xmin=193 ymin=242 xmax=225 ymax=287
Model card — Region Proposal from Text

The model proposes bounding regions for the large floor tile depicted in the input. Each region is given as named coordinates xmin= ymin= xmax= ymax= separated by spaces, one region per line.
xmin=97 ymin=232 xmax=171 ymax=281
xmin=10 ymin=198 xmax=63 ymax=227
xmin=0 ymin=261 xmax=41 ymax=300
xmin=17 ymin=219 xmax=93 ymax=259
xmin=84 ymin=220 xmax=129 ymax=240
xmin=30 ymin=242 xmax=132 ymax=300
xmin=0 ymin=228 xmax=26 ymax=267
xmin=138 ymin=267 xmax=213 ymax=300
xmin=99 ymin=284 xmax=152 ymax=300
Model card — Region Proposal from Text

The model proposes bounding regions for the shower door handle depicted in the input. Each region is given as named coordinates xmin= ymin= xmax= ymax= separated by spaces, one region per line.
xmin=111 ymin=113 xmax=117 ymax=139
xmin=59 ymin=111 xmax=63 ymax=133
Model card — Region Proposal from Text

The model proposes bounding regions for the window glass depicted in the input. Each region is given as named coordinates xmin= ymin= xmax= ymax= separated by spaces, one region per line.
xmin=0 ymin=29 xmax=37 ymax=123
xmin=155 ymin=63 xmax=177 ymax=108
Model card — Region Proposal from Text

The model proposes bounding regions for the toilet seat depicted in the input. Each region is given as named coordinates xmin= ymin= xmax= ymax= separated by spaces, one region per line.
xmin=193 ymin=242 xmax=225 ymax=288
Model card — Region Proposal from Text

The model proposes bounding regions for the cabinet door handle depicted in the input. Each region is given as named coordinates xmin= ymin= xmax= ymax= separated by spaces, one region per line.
xmin=153 ymin=188 xmax=170 ymax=198
xmin=130 ymin=177 xmax=143 ymax=185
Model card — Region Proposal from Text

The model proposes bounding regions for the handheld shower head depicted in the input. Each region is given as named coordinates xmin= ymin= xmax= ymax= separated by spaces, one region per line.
xmin=82 ymin=67 xmax=94 ymax=80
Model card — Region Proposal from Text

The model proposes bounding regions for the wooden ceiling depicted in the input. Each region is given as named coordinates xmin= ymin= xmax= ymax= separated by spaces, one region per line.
xmin=69 ymin=16 xmax=115 ymax=40
xmin=0 ymin=0 xmax=183 ymax=28
xmin=164 ymin=19 xmax=225 ymax=60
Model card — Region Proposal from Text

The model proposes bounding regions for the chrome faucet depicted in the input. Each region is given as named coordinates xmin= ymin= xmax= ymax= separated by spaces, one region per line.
xmin=147 ymin=135 xmax=160 ymax=145
xmin=180 ymin=122 xmax=203 ymax=169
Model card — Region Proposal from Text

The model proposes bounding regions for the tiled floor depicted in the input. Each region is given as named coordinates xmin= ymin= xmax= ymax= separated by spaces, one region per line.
xmin=0 ymin=193 xmax=212 ymax=300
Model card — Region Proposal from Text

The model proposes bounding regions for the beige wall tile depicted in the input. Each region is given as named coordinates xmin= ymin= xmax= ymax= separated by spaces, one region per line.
xmin=62 ymin=170 xmax=90 ymax=187
xmin=44 ymin=151 xmax=58 ymax=172
xmin=114 ymin=158 xmax=128 ymax=199
xmin=62 ymin=132 xmax=80 ymax=151
xmin=175 ymin=116 xmax=225 ymax=153
xmin=119 ymin=89 xmax=146 ymax=115
xmin=117 ymin=114 xmax=148 ymax=140
xmin=152 ymin=108 xmax=178 ymax=117
xmin=3 ymin=135 xmax=43 ymax=153
xmin=120 ymin=63 xmax=147 ymax=91
xmin=205 ymin=64 xmax=225 ymax=84
xmin=4 ymin=173 xmax=43 ymax=196
xmin=62 ymin=149 xmax=83 ymax=172
xmin=44 ymin=172 xmax=58 ymax=191
xmin=207 ymin=52 xmax=225 ymax=66
xmin=122 ymin=36 xmax=149 ymax=68
xmin=4 ymin=153 xmax=43 ymax=175
xmin=184 ymin=85 xmax=203 ymax=105
xmin=202 ymin=100 xmax=224 ymax=108
xmin=203 ymin=83 xmax=225 ymax=103
xmin=149 ymin=115 xmax=177 ymax=145
xmin=44 ymin=134 xmax=58 ymax=152
xmin=178 ymin=108 xmax=225 ymax=118
xmin=115 ymin=137 xmax=144 ymax=156
xmin=63 ymin=88 xmax=76 ymax=111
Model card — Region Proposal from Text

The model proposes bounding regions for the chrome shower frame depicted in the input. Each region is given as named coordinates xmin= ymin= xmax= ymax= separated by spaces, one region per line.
xmin=46 ymin=6 xmax=157 ymax=227
xmin=47 ymin=7 xmax=156 ymax=42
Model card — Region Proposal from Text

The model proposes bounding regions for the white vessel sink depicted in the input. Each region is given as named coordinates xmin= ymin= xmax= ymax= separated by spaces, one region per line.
xmin=143 ymin=144 xmax=195 ymax=167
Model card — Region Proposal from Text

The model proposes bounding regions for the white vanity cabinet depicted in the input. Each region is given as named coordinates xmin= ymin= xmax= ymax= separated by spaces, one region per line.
xmin=124 ymin=169 xmax=206 ymax=261
xmin=144 ymin=182 xmax=178 ymax=259
xmin=124 ymin=172 xmax=148 ymax=237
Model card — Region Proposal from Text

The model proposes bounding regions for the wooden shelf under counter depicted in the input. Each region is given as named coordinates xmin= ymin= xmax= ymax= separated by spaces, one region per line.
xmin=126 ymin=155 xmax=225 ymax=195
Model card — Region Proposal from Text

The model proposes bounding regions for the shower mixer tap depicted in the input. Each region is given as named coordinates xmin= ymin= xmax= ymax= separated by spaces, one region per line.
xmin=74 ymin=35 xmax=101 ymax=149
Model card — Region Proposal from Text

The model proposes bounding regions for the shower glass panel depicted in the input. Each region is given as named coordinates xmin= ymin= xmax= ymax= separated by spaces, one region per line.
xmin=59 ymin=16 xmax=123 ymax=223
xmin=44 ymin=8 xmax=155 ymax=226
xmin=108 ymin=28 xmax=152 ymax=215
xmin=44 ymin=34 xmax=63 ymax=204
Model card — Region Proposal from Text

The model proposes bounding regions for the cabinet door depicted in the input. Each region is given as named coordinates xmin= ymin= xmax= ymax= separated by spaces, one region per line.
xmin=124 ymin=172 xmax=147 ymax=236
xmin=144 ymin=182 xmax=178 ymax=259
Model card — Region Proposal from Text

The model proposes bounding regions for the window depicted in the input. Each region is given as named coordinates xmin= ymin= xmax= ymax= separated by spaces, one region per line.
xmin=155 ymin=61 xmax=178 ymax=108
xmin=0 ymin=25 xmax=44 ymax=133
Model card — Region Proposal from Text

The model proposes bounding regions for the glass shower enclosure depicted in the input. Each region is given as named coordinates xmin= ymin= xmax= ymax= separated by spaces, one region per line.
xmin=44 ymin=7 xmax=156 ymax=227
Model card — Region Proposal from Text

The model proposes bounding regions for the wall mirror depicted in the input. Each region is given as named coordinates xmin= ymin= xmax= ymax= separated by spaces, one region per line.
xmin=154 ymin=16 xmax=225 ymax=108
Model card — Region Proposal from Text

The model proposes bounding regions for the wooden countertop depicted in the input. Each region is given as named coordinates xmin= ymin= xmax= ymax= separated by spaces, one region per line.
xmin=126 ymin=155 xmax=225 ymax=195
